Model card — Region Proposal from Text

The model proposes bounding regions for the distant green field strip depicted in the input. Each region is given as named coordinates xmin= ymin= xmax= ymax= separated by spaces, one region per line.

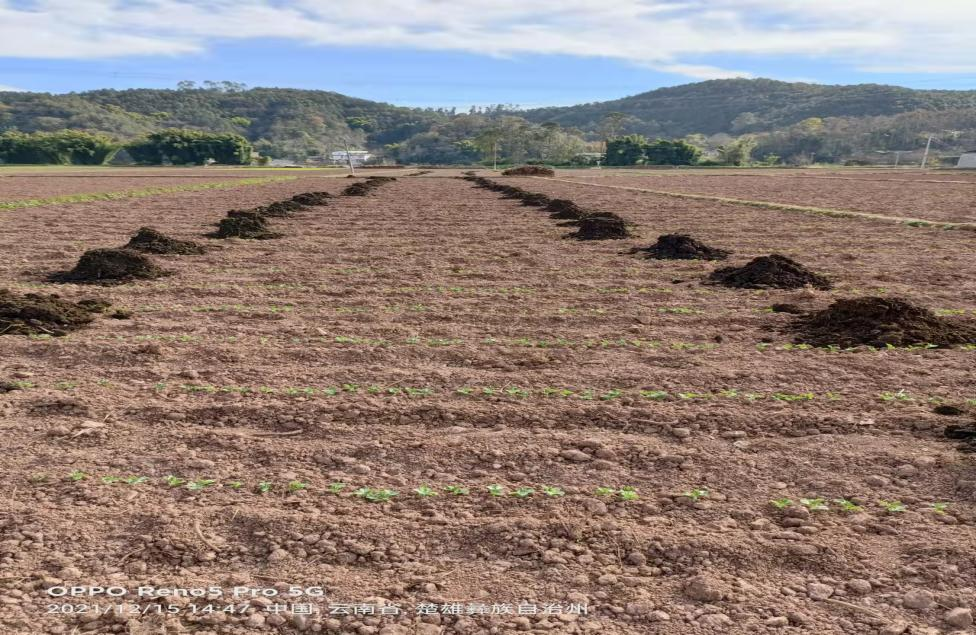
xmin=539 ymin=176 xmax=976 ymax=231
xmin=0 ymin=176 xmax=297 ymax=210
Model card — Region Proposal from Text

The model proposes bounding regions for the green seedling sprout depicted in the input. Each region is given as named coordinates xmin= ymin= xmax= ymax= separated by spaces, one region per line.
xmin=931 ymin=502 xmax=949 ymax=514
xmin=542 ymin=486 xmax=565 ymax=497
xmin=487 ymin=484 xmax=506 ymax=497
xmin=878 ymin=500 xmax=906 ymax=513
xmin=256 ymin=481 xmax=274 ymax=494
xmin=187 ymin=479 xmax=216 ymax=491
xmin=770 ymin=498 xmax=794 ymax=509
xmin=595 ymin=487 xmax=616 ymax=497
xmin=328 ymin=482 xmax=346 ymax=494
xmin=444 ymin=485 xmax=469 ymax=496
xmin=226 ymin=480 xmax=244 ymax=490
xmin=164 ymin=475 xmax=186 ymax=487
xmin=414 ymin=485 xmax=438 ymax=498
xmin=832 ymin=498 xmax=862 ymax=512
xmin=512 ymin=487 xmax=535 ymax=499
xmin=683 ymin=488 xmax=709 ymax=502
xmin=68 ymin=470 xmax=88 ymax=482
xmin=287 ymin=481 xmax=308 ymax=493
xmin=354 ymin=487 xmax=398 ymax=503
xmin=800 ymin=498 xmax=829 ymax=511
xmin=101 ymin=476 xmax=121 ymax=484
xmin=618 ymin=487 xmax=639 ymax=501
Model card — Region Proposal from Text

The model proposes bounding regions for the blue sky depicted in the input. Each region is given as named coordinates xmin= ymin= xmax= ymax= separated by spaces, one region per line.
xmin=1 ymin=1 xmax=974 ymax=108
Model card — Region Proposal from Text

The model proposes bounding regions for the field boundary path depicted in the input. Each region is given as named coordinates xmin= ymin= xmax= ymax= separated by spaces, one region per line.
xmin=536 ymin=175 xmax=976 ymax=231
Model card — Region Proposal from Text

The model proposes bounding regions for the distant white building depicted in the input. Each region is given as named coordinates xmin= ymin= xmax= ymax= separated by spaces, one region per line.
xmin=329 ymin=150 xmax=372 ymax=166
xmin=958 ymin=151 xmax=976 ymax=168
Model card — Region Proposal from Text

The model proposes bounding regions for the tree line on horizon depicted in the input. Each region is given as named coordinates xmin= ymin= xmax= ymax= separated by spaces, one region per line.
xmin=2 ymin=80 xmax=976 ymax=166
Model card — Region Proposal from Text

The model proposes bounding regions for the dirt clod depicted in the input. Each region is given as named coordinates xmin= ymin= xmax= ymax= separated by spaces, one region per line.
xmin=520 ymin=193 xmax=552 ymax=207
xmin=502 ymin=165 xmax=555 ymax=176
xmin=342 ymin=182 xmax=375 ymax=196
xmin=53 ymin=248 xmax=166 ymax=284
xmin=211 ymin=213 xmax=282 ymax=240
xmin=791 ymin=296 xmax=976 ymax=348
xmin=633 ymin=234 xmax=730 ymax=260
xmin=124 ymin=227 xmax=206 ymax=255
xmin=709 ymin=254 xmax=831 ymax=290
xmin=0 ymin=288 xmax=107 ymax=336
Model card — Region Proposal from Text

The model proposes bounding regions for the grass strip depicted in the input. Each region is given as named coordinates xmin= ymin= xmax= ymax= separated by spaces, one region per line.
xmin=0 ymin=176 xmax=297 ymax=210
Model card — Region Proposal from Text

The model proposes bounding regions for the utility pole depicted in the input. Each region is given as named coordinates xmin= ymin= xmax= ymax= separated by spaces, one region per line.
xmin=342 ymin=138 xmax=356 ymax=176
xmin=921 ymin=135 xmax=934 ymax=169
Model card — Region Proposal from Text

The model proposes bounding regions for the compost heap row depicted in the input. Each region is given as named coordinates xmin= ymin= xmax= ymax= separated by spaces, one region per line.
xmin=341 ymin=175 xmax=397 ymax=197
xmin=5 ymin=188 xmax=336 ymax=337
xmin=462 ymin=174 xmax=976 ymax=351
xmin=462 ymin=175 xmax=636 ymax=240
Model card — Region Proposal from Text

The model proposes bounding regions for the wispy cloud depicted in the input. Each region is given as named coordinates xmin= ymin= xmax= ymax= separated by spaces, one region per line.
xmin=0 ymin=83 xmax=25 ymax=91
xmin=0 ymin=1 xmax=973 ymax=81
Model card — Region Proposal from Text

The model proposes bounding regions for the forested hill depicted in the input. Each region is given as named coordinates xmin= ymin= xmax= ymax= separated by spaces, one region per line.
xmin=0 ymin=86 xmax=449 ymax=159
xmin=3 ymin=79 xmax=976 ymax=162
xmin=517 ymin=78 xmax=976 ymax=137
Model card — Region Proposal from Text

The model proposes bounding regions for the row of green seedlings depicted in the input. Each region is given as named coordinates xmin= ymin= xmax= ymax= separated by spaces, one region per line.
xmin=770 ymin=496 xmax=952 ymax=516
xmin=57 ymin=472 xmax=639 ymax=503
xmin=12 ymin=378 xmax=972 ymax=408
xmin=462 ymin=175 xmax=635 ymax=241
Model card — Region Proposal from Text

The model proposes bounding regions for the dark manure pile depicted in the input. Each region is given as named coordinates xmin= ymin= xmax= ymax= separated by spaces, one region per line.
xmin=291 ymin=192 xmax=332 ymax=206
xmin=52 ymin=248 xmax=167 ymax=284
xmin=124 ymin=227 xmax=206 ymax=255
xmin=546 ymin=199 xmax=588 ymax=220
xmin=502 ymin=165 xmax=555 ymax=177
xmin=520 ymin=193 xmax=552 ymax=207
xmin=633 ymin=234 xmax=730 ymax=261
xmin=566 ymin=214 xmax=633 ymax=240
xmin=342 ymin=181 xmax=376 ymax=196
xmin=0 ymin=288 xmax=110 ymax=336
xmin=210 ymin=212 xmax=282 ymax=240
xmin=790 ymin=297 xmax=976 ymax=348
xmin=251 ymin=200 xmax=304 ymax=217
xmin=558 ymin=211 xmax=621 ymax=227
xmin=709 ymin=254 xmax=831 ymax=290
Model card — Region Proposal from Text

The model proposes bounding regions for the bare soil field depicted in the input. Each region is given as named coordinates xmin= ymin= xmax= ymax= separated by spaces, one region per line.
xmin=0 ymin=175 xmax=274 ymax=203
xmin=0 ymin=170 xmax=975 ymax=634
xmin=560 ymin=173 xmax=976 ymax=225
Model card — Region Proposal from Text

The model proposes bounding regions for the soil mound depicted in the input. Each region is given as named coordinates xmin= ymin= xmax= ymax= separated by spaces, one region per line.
xmin=253 ymin=201 xmax=304 ymax=217
xmin=500 ymin=187 xmax=528 ymax=199
xmin=709 ymin=254 xmax=831 ymax=290
xmin=546 ymin=199 xmax=587 ymax=220
xmin=502 ymin=165 xmax=555 ymax=177
xmin=791 ymin=297 xmax=976 ymax=348
xmin=291 ymin=192 xmax=332 ymax=206
xmin=366 ymin=176 xmax=397 ymax=183
xmin=566 ymin=214 xmax=633 ymax=240
xmin=0 ymin=289 xmax=108 ymax=335
xmin=54 ymin=248 xmax=166 ymax=284
xmin=342 ymin=182 xmax=375 ymax=196
xmin=635 ymin=234 xmax=730 ymax=261
xmin=211 ymin=213 xmax=281 ymax=240
xmin=124 ymin=227 xmax=205 ymax=255
xmin=520 ymin=193 xmax=551 ymax=207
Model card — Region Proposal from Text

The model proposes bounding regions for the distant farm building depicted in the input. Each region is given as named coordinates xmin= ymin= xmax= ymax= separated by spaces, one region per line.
xmin=328 ymin=150 xmax=372 ymax=166
xmin=958 ymin=151 xmax=976 ymax=168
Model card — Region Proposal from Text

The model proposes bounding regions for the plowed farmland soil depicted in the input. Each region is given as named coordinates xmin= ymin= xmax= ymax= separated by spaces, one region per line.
xmin=0 ymin=175 xmax=253 ymax=201
xmin=0 ymin=170 xmax=975 ymax=635
xmin=562 ymin=173 xmax=976 ymax=224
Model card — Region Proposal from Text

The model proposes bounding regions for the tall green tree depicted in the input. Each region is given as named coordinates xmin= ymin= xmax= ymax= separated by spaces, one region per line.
xmin=127 ymin=129 xmax=252 ymax=165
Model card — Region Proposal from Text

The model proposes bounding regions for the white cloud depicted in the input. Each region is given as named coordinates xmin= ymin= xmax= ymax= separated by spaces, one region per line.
xmin=0 ymin=1 xmax=973 ymax=81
